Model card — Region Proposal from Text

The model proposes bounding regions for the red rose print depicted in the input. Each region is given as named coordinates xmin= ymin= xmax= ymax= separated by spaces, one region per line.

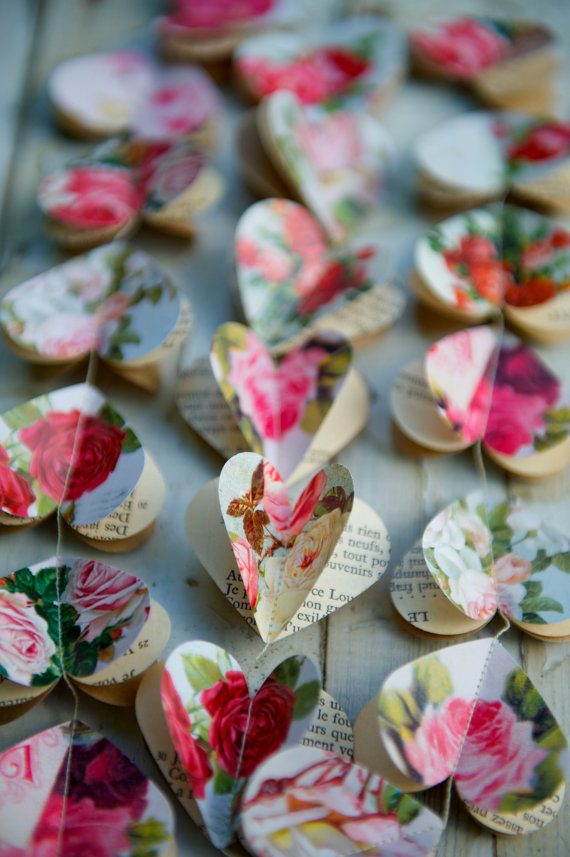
xmin=161 ymin=669 xmax=213 ymax=799
xmin=30 ymin=793 xmax=135 ymax=857
xmin=504 ymin=277 xmax=556 ymax=307
xmin=508 ymin=121 xmax=570 ymax=164
xmin=0 ymin=445 xmax=35 ymax=517
xmin=494 ymin=344 xmax=560 ymax=405
xmin=19 ymin=409 xmax=126 ymax=503
xmin=202 ymin=671 xmax=295 ymax=778
xmin=39 ymin=166 xmax=143 ymax=229
xmin=411 ymin=18 xmax=509 ymax=79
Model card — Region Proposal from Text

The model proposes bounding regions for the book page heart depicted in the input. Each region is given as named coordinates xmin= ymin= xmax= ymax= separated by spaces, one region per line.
xmin=38 ymin=137 xmax=224 ymax=249
xmin=0 ymin=382 xmax=165 ymax=549
xmin=415 ymin=111 xmax=570 ymax=212
xmin=159 ymin=641 xmax=320 ymax=849
xmin=413 ymin=204 xmax=570 ymax=341
xmin=186 ymin=465 xmax=390 ymax=641
xmin=371 ymin=639 xmax=567 ymax=835
xmin=255 ymin=91 xmax=393 ymax=243
xmin=235 ymin=199 xmax=404 ymax=347
xmin=0 ymin=242 xmax=193 ymax=391
xmin=234 ymin=15 xmax=406 ymax=113
xmin=48 ymin=49 xmax=221 ymax=143
xmin=0 ymin=556 xmax=169 ymax=718
xmin=211 ymin=324 xmax=353 ymax=479
xmin=242 ymin=746 xmax=443 ymax=857
xmin=0 ymin=720 xmax=176 ymax=855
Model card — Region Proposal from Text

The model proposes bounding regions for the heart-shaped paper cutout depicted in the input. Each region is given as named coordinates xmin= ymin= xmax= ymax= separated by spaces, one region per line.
xmin=242 ymin=746 xmax=443 ymax=857
xmin=211 ymin=324 xmax=352 ymax=478
xmin=186 ymin=476 xmax=390 ymax=639
xmin=235 ymin=199 xmax=404 ymax=347
xmin=0 ymin=720 xmax=176 ymax=855
xmin=235 ymin=15 xmax=406 ymax=112
xmin=259 ymin=91 xmax=393 ymax=242
xmin=422 ymin=493 xmax=570 ymax=639
xmin=415 ymin=205 xmax=570 ymax=337
xmin=415 ymin=111 xmax=570 ymax=212
xmin=218 ymin=453 xmax=353 ymax=642
xmin=48 ymin=49 xmax=221 ymax=141
xmin=161 ymin=640 xmax=321 ymax=848
xmin=0 ymin=242 xmax=192 ymax=388
xmin=376 ymin=639 xmax=567 ymax=834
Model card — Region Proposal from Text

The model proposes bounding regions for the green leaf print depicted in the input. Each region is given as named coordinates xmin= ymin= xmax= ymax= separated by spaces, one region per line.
xmin=182 ymin=653 xmax=224 ymax=693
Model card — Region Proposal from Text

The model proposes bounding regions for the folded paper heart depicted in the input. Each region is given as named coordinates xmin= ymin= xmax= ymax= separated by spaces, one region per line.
xmin=0 ymin=242 xmax=193 ymax=391
xmin=391 ymin=492 xmax=570 ymax=641
xmin=0 ymin=382 xmax=165 ymax=549
xmin=38 ymin=136 xmax=224 ymax=249
xmin=242 ymin=746 xmax=444 ymax=857
xmin=235 ymin=199 xmax=404 ymax=347
xmin=0 ymin=555 xmax=169 ymax=719
xmin=48 ymin=49 xmax=221 ymax=143
xmin=362 ymin=638 xmax=568 ymax=836
xmin=234 ymin=15 xmax=406 ymax=113
xmin=177 ymin=327 xmax=370 ymax=483
xmin=239 ymin=91 xmax=393 ymax=243
xmin=415 ymin=110 xmax=570 ymax=213
xmin=185 ymin=457 xmax=390 ymax=641
xmin=0 ymin=720 xmax=176 ymax=856
xmin=410 ymin=17 xmax=559 ymax=112
xmin=412 ymin=204 xmax=570 ymax=342
xmin=391 ymin=326 xmax=570 ymax=478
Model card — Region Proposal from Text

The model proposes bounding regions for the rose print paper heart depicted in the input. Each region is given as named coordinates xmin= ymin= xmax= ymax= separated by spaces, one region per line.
xmin=186 ymin=474 xmax=390 ymax=640
xmin=160 ymin=640 xmax=320 ymax=849
xmin=218 ymin=453 xmax=354 ymax=642
xmin=374 ymin=640 xmax=567 ymax=835
xmin=234 ymin=15 xmax=406 ymax=113
xmin=235 ymin=199 xmax=404 ymax=347
xmin=413 ymin=204 xmax=570 ymax=341
xmin=211 ymin=323 xmax=352 ymax=479
xmin=0 ymin=242 xmax=193 ymax=392
xmin=0 ymin=556 xmax=170 ymax=717
xmin=48 ymin=49 xmax=221 ymax=143
xmin=256 ymin=91 xmax=393 ymax=243
xmin=0 ymin=720 xmax=176 ymax=856
xmin=0 ymin=382 xmax=165 ymax=548
xmin=242 ymin=746 xmax=443 ymax=857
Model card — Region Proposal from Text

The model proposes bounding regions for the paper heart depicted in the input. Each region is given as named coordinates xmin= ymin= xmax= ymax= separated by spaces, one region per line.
xmin=242 ymin=746 xmax=443 ymax=857
xmin=38 ymin=137 xmax=223 ymax=249
xmin=0 ymin=720 xmax=176 ymax=855
xmin=0 ymin=382 xmax=165 ymax=548
xmin=258 ymin=91 xmax=393 ymax=242
xmin=415 ymin=111 xmax=570 ymax=212
xmin=376 ymin=639 xmax=567 ymax=834
xmin=234 ymin=15 xmax=405 ymax=112
xmin=0 ymin=242 xmax=192 ymax=390
xmin=211 ymin=323 xmax=352 ymax=478
xmin=420 ymin=492 xmax=570 ymax=640
xmin=186 ymin=475 xmax=390 ymax=640
xmin=218 ymin=453 xmax=354 ymax=642
xmin=48 ymin=49 xmax=221 ymax=141
xmin=160 ymin=640 xmax=321 ymax=848
xmin=414 ymin=204 xmax=570 ymax=339
xmin=235 ymin=199 xmax=404 ymax=347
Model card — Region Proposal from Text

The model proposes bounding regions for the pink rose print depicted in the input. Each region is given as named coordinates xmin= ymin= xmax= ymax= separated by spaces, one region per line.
xmin=255 ymin=246 xmax=293 ymax=281
xmin=282 ymin=201 xmax=328 ymax=260
xmin=445 ymin=375 xmax=493 ymax=443
xmin=236 ymin=236 xmax=258 ymax=267
xmin=95 ymin=292 xmax=131 ymax=323
xmin=494 ymin=344 xmax=560 ymax=407
xmin=164 ymin=0 xmax=274 ymax=31
xmin=288 ymin=469 xmax=327 ymax=537
xmin=484 ymin=385 xmax=547 ymax=455
xmin=38 ymin=166 xmax=143 ymax=229
xmin=0 ymin=589 xmax=56 ymax=684
xmin=455 ymin=698 xmax=548 ymax=810
xmin=262 ymin=462 xmax=291 ymax=534
xmin=403 ymin=696 xmax=471 ymax=784
xmin=232 ymin=536 xmax=259 ymax=608
xmin=297 ymin=112 xmax=361 ymax=173
xmin=28 ymin=793 xmax=133 ymax=857
xmin=411 ymin=18 xmax=509 ymax=79
xmin=35 ymin=313 xmax=101 ymax=358
xmin=448 ymin=567 xmax=497 ymax=620
xmin=493 ymin=552 xmax=532 ymax=585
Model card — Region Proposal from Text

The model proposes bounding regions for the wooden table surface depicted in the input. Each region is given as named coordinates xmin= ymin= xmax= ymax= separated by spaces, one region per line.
xmin=0 ymin=1 xmax=569 ymax=855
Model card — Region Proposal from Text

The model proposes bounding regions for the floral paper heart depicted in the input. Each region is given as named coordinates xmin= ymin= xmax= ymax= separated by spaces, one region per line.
xmin=376 ymin=639 xmax=567 ymax=834
xmin=242 ymin=746 xmax=443 ymax=857
xmin=160 ymin=640 xmax=321 ymax=848
xmin=235 ymin=199 xmax=404 ymax=347
xmin=414 ymin=204 xmax=570 ymax=339
xmin=0 ymin=242 xmax=192 ymax=390
xmin=211 ymin=323 xmax=352 ymax=479
xmin=48 ymin=49 xmax=221 ymax=142
xmin=259 ymin=91 xmax=393 ymax=242
xmin=218 ymin=453 xmax=353 ymax=642
xmin=0 ymin=720 xmax=175 ymax=855
xmin=38 ymin=136 xmax=223 ymax=248
xmin=421 ymin=493 xmax=570 ymax=639
xmin=234 ymin=15 xmax=405 ymax=112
